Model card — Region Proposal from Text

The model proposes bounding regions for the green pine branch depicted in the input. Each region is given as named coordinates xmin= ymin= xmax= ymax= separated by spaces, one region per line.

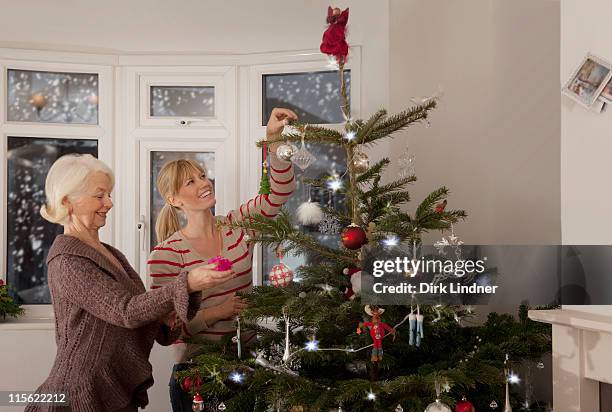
xmin=355 ymin=109 xmax=388 ymax=144
xmin=223 ymin=210 xmax=356 ymax=265
xmin=256 ymin=123 xmax=345 ymax=147
xmin=360 ymin=100 xmax=437 ymax=145
xmin=355 ymin=158 xmax=390 ymax=184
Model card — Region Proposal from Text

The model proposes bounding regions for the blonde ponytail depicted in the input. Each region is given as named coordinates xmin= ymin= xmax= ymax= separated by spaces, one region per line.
xmin=155 ymin=203 xmax=181 ymax=243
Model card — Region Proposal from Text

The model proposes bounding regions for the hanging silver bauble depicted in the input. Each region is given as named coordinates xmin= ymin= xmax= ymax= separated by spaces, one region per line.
xmin=352 ymin=151 xmax=369 ymax=174
xmin=276 ymin=143 xmax=298 ymax=161
xmin=292 ymin=142 xmax=316 ymax=170
xmin=424 ymin=399 xmax=452 ymax=412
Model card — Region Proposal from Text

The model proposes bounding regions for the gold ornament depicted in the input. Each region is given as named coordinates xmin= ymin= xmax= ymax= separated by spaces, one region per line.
xmin=87 ymin=94 xmax=99 ymax=105
xmin=30 ymin=93 xmax=48 ymax=111
xmin=352 ymin=151 xmax=369 ymax=174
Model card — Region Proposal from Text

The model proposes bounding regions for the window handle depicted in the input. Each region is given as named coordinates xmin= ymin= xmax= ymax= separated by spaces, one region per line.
xmin=137 ymin=215 xmax=146 ymax=252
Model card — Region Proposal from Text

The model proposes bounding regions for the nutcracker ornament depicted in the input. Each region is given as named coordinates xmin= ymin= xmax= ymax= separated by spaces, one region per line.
xmin=357 ymin=305 xmax=396 ymax=362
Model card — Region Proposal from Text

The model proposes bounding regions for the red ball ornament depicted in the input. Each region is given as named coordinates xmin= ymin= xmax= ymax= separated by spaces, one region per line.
xmin=268 ymin=263 xmax=294 ymax=287
xmin=455 ymin=397 xmax=475 ymax=412
xmin=182 ymin=377 xmax=192 ymax=392
xmin=182 ymin=375 xmax=203 ymax=392
xmin=341 ymin=224 xmax=367 ymax=250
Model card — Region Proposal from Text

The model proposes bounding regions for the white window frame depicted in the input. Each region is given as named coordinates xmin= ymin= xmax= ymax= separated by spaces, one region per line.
xmin=0 ymin=48 xmax=362 ymax=317
xmin=118 ymin=65 xmax=237 ymax=277
xmin=138 ymin=69 xmax=233 ymax=129
xmin=0 ymin=57 xmax=113 ymax=319
xmin=136 ymin=138 xmax=234 ymax=282
xmin=241 ymin=47 xmax=362 ymax=285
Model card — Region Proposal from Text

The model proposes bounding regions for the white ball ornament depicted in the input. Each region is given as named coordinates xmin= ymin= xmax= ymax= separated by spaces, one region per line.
xmin=297 ymin=200 xmax=324 ymax=225
xmin=424 ymin=399 xmax=452 ymax=412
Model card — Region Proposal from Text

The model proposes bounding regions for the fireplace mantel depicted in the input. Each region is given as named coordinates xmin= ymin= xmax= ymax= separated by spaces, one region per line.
xmin=530 ymin=309 xmax=612 ymax=412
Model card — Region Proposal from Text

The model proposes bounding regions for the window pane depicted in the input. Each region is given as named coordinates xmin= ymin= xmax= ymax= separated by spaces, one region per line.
xmin=262 ymin=70 xmax=350 ymax=125
xmin=7 ymin=137 xmax=98 ymax=304
xmin=7 ymin=69 xmax=99 ymax=124
xmin=150 ymin=151 xmax=216 ymax=249
xmin=262 ymin=143 xmax=347 ymax=283
xmin=150 ymin=86 xmax=215 ymax=117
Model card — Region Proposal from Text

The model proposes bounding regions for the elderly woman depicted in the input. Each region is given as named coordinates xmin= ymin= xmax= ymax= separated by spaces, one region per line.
xmin=26 ymin=154 xmax=235 ymax=412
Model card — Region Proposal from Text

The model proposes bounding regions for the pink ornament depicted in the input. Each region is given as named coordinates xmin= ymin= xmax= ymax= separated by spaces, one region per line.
xmin=268 ymin=263 xmax=294 ymax=288
xmin=207 ymin=255 xmax=233 ymax=271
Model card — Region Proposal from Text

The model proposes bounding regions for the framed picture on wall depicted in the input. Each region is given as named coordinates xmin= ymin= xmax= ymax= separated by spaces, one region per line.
xmin=598 ymin=77 xmax=612 ymax=104
xmin=562 ymin=53 xmax=612 ymax=109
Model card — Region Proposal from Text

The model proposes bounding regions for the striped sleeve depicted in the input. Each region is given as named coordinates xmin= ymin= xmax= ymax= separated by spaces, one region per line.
xmin=230 ymin=153 xmax=296 ymax=224
xmin=147 ymin=242 xmax=187 ymax=290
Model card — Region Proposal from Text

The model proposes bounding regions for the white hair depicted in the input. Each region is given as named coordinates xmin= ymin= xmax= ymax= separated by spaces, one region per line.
xmin=40 ymin=154 xmax=114 ymax=225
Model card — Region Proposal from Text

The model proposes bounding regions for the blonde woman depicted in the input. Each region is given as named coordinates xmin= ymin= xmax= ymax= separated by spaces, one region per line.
xmin=147 ymin=108 xmax=297 ymax=411
xmin=26 ymin=154 xmax=236 ymax=412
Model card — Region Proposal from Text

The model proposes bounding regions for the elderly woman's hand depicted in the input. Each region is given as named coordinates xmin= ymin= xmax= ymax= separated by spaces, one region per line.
xmin=186 ymin=263 xmax=235 ymax=293
xmin=161 ymin=310 xmax=181 ymax=331
xmin=266 ymin=108 xmax=299 ymax=153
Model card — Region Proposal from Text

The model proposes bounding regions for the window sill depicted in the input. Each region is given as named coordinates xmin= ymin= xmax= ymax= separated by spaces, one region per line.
xmin=0 ymin=317 xmax=55 ymax=331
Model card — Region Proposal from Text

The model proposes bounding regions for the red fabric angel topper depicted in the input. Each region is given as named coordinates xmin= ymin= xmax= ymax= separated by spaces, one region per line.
xmin=320 ymin=7 xmax=350 ymax=64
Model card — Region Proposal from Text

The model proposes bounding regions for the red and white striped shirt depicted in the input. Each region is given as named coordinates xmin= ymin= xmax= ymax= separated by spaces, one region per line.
xmin=147 ymin=154 xmax=295 ymax=361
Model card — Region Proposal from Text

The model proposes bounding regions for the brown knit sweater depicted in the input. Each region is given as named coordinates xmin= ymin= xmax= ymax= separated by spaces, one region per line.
xmin=25 ymin=235 xmax=201 ymax=412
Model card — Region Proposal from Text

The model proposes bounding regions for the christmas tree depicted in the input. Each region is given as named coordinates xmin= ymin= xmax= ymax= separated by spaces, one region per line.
xmin=0 ymin=279 xmax=24 ymax=321
xmin=176 ymin=7 xmax=552 ymax=411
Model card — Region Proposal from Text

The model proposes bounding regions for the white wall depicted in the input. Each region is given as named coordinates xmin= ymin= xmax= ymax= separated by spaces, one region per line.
xmin=0 ymin=2 xmax=389 ymax=411
xmin=389 ymin=0 xmax=561 ymax=245
xmin=561 ymin=0 xmax=612 ymax=317
xmin=0 ymin=0 xmax=389 ymax=113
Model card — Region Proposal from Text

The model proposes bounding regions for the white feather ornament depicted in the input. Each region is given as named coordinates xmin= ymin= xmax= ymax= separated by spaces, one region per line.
xmin=296 ymin=200 xmax=324 ymax=225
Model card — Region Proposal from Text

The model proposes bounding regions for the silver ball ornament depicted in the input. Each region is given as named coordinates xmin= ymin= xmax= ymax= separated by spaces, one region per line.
xmin=424 ymin=399 xmax=452 ymax=412
xmin=276 ymin=143 xmax=298 ymax=161
xmin=352 ymin=151 xmax=369 ymax=174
